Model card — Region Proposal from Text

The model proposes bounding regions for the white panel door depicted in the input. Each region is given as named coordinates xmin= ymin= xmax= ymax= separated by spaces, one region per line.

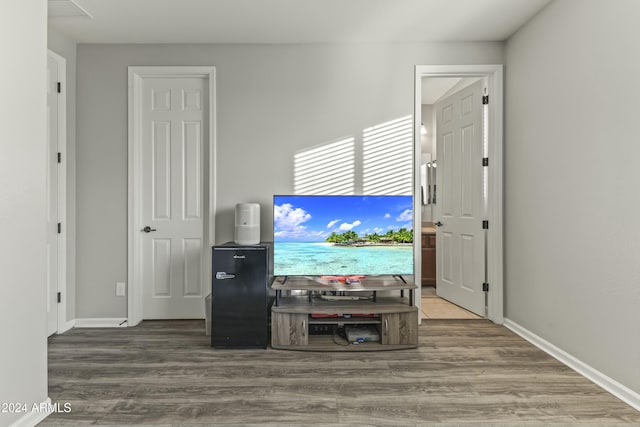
xmin=141 ymin=77 xmax=207 ymax=319
xmin=46 ymin=54 xmax=59 ymax=336
xmin=435 ymin=80 xmax=485 ymax=316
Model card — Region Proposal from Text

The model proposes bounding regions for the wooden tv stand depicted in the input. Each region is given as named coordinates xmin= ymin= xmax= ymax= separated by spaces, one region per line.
xmin=271 ymin=276 xmax=418 ymax=351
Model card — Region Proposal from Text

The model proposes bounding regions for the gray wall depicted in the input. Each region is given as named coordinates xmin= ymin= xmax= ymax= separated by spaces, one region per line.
xmin=76 ymin=42 xmax=503 ymax=318
xmin=505 ymin=0 xmax=640 ymax=392
xmin=0 ymin=0 xmax=49 ymax=424
xmin=48 ymin=28 xmax=77 ymax=323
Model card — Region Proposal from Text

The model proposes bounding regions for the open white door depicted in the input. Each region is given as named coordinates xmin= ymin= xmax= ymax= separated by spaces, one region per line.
xmin=434 ymin=79 xmax=486 ymax=316
xmin=139 ymin=76 xmax=208 ymax=319
xmin=46 ymin=53 xmax=59 ymax=335
xmin=46 ymin=52 xmax=67 ymax=335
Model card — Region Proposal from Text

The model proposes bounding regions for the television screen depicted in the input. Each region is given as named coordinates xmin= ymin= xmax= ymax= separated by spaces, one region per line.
xmin=273 ymin=195 xmax=414 ymax=276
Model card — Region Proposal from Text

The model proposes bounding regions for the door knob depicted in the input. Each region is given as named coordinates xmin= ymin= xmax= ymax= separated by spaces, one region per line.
xmin=435 ymin=221 xmax=443 ymax=227
xmin=142 ymin=226 xmax=157 ymax=233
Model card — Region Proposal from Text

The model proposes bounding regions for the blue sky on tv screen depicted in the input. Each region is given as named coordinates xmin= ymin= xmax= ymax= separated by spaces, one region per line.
xmin=273 ymin=195 xmax=413 ymax=242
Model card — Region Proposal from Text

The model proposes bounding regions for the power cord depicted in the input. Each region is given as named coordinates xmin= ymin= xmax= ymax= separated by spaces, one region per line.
xmin=332 ymin=326 xmax=350 ymax=346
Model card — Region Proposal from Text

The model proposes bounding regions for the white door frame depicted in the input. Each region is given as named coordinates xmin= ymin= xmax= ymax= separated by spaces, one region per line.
xmin=127 ymin=66 xmax=216 ymax=326
xmin=48 ymin=49 xmax=69 ymax=333
xmin=413 ymin=64 xmax=504 ymax=324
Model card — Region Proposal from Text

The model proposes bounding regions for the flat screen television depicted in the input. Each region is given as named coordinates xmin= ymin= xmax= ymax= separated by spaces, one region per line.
xmin=273 ymin=195 xmax=414 ymax=276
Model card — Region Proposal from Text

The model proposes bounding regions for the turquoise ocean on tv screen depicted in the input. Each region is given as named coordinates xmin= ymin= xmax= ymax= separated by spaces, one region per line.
xmin=274 ymin=242 xmax=413 ymax=276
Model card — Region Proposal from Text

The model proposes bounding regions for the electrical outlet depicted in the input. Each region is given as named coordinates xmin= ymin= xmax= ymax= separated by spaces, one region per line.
xmin=116 ymin=282 xmax=126 ymax=297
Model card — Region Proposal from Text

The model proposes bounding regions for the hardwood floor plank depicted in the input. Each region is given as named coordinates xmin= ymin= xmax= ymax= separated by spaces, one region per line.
xmin=97 ymin=398 xmax=339 ymax=425
xmin=40 ymin=319 xmax=640 ymax=426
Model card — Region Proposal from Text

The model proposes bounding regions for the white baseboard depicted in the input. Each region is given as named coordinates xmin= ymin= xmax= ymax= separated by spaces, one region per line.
xmin=74 ymin=318 xmax=128 ymax=328
xmin=8 ymin=397 xmax=53 ymax=427
xmin=504 ymin=318 xmax=640 ymax=412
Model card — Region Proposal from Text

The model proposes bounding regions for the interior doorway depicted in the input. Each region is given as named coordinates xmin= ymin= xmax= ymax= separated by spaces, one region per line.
xmin=127 ymin=66 xmax=217 ymax=326
xmin=413 ymin=65 xmax=504 ymax=324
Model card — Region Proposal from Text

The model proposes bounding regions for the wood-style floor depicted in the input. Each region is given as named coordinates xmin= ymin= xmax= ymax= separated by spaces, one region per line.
xmin=41 ymin=320 xmax=640 ymax=426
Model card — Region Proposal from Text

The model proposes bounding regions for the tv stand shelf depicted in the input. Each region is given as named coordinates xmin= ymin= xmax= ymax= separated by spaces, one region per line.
xmin=271 ymin=276 xmax=418 ymax=351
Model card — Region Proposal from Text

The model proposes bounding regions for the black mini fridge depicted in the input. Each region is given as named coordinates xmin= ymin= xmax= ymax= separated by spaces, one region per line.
xmin=211 ymin=242 xmax=272 ymax=348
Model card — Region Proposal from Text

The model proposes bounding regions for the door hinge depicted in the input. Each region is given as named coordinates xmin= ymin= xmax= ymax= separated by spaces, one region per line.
xmin=57 ymin=152 xmax=62 ymax=163
xmin=482 ymin=95 xmax=489 ymax=105
xmin=57 ymin=292 xmax=61 ymax=303
xmin=482 ymin=157 xmax=489 ymax=167
xmin=482 ymin=220 xmax=489 ymax=230
xmin=57 ymin=82 xmax=61 ymax=93
xmin=57 ymin=222 xmax=62 ymax=234
xmin=482 ymin=282 xmax=489 ymax=292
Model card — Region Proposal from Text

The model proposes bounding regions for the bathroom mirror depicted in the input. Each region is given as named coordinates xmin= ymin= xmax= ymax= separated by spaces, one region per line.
xmin=428 ymin=160 xmax=436 ymax=205
xmin=420 ymin=157 xmax=436 ymax=206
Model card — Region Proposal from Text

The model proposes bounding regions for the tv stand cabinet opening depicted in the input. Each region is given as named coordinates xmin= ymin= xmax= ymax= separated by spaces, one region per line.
xmin=270 ymin=276 xmax=418 ymax=351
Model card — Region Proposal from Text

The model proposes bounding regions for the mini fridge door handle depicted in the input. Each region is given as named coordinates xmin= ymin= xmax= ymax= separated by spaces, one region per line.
xmin=215 ymin=272 xmax=236 ymax=280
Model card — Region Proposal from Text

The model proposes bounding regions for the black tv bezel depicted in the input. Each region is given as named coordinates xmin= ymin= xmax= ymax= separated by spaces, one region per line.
xmin=271 ymin=194 xmax=415 ymax=277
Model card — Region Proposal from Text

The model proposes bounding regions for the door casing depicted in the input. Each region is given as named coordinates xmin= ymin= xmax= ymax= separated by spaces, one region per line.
xmin=413 ymin=64 xmax=504 ymax=324
xmin=128 ymin=66 xmax=217 ymax=326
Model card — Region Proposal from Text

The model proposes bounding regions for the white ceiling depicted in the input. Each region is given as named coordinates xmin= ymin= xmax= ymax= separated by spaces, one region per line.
xmin=421 ymin=77 xmax=483 ymax=104
xmin=422 ymin=78 xmax=462 ymax=104
xmin=48 ymin=0 xmax=552 ymax=44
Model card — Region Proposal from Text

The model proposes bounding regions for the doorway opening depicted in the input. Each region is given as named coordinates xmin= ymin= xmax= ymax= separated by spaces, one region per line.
xmin=413 ymin=65 xmax=504 ymax=324
xmin=127 ymin=66 xmax=217 ymax=326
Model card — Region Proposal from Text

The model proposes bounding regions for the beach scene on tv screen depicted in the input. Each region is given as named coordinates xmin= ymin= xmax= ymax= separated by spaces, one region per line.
xmin=273 ymin=195 xmax=414 ymax=276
